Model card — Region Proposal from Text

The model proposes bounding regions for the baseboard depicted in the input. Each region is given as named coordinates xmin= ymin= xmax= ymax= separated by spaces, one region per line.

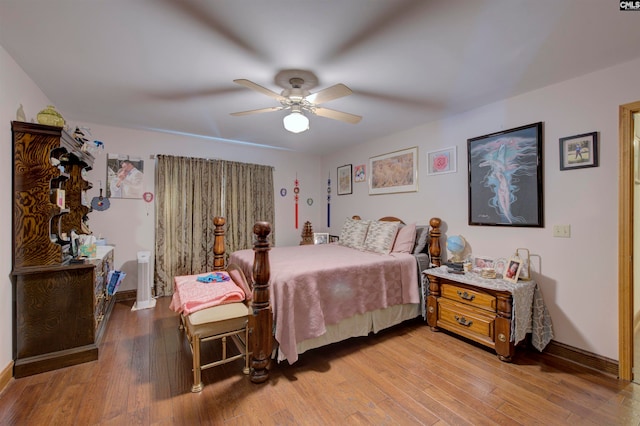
xmin=14 ymin=345 xmax=98 ymax=378
xmin=115 ymin=289 xmax=136 ymax=302
xmin=0 ymin=361 xmax=14 ymax=395
xmin=543 ymin=340 xmax=618 ymax=377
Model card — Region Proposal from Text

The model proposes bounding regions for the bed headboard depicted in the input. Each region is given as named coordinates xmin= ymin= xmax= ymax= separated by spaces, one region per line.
xmin=351 ymin=215 xmax=441 ymax=267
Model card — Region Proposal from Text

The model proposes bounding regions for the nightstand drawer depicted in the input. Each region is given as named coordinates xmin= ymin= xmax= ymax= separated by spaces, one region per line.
xmin=441 ymin=283 xmax=496 ymax=312
xmin=437 ymin=298 xmax=495 ymax=342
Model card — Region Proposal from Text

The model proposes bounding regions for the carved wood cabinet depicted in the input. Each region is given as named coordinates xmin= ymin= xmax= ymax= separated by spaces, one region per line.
xmin=425 ymin=271 xmax=515 ymax=361
xmin=11 ymin=121 xmax=115 ymax=377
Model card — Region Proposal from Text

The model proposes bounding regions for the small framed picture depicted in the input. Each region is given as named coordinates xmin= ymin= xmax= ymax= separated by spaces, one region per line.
xmin=473 ymin=256 xmax=494 ymax=271
xmin=329 ymin=235 xmax=340 ymax=243
xmin=504 ymin=258 xmax=523 ymax=282
xmin=313 ymin=233 xmax=329 ymax=245
xmin=493 ymin=258 xmax=508 ymax=276
xmin=337 ymin=164 xmax=353 ymax=195
xmin=354 ymin=164 xmax=366 ymax=182
xmin=426 ymin=146 xmax=457 ymax=175
xmin=559 ymin=131 xmax=598 ymax=170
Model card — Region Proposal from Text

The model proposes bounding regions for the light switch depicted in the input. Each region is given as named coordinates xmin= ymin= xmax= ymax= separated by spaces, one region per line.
xmin=553 ymin=224 xmax=571 ymax=238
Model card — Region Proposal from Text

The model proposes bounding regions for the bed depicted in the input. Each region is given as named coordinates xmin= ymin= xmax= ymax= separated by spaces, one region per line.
xmin=228 ymin=215 xmax=442 ymax=382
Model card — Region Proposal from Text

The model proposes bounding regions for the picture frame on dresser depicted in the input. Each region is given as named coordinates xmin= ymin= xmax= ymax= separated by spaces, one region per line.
xmin=468 ymin=122 xmax=543 ymax=227
xmin=313 ymin=233 xmax=329 ymax=245
xmin=504 ymin=258 xmax=523 ymax=282
xmin=473 ymin=256 xmax=494 ymax=270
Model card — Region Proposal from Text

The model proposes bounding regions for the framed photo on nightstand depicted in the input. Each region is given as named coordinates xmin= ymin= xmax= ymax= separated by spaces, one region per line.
xmin=504 ymin=258 xmax=523 ymax=282
xmin=313 ymin=233 xmax=329 ymax=245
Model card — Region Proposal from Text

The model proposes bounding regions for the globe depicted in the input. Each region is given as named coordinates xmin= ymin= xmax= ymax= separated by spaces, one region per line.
xmin=446 ymin=235 xmax=466 ymax=263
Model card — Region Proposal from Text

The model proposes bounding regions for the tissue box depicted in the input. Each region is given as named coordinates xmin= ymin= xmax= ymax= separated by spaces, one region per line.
xmin=79 ymin=243 xmax=97 ymax=258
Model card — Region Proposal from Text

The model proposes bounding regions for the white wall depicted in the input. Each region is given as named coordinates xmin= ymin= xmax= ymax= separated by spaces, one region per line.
xmin=81 ymin=123 xmax=322 ymax=291
xmin=4 ymin=39 xmax=640 ymax=371
xmin=321 ymin=57 xmax=640 ymax=361
xmin=0 ymin=45 xmax=54 ymax=374
xmin=0 ymin=44 xmax=322 ymax=374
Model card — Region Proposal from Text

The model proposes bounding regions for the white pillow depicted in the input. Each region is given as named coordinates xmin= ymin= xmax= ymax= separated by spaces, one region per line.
xmin=338 ymin=218 xmax=370 ymax=250
xmin=363 ymin=220 xmax=400 ymax=254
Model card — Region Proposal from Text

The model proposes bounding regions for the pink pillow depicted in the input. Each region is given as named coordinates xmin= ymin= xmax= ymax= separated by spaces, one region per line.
xmin=392 ymin=222 xmax=416 ymax=253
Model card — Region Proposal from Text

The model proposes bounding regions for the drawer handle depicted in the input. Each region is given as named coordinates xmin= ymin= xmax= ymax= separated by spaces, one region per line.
xmin=454 ymin=315 xmax=473 ymax=327
xmin=457 ymin=290 xmax=475 ymax=301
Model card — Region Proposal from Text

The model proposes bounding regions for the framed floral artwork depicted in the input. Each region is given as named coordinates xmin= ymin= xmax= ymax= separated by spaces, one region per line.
xmin=427 ymin=146 xmax=457 ymax=175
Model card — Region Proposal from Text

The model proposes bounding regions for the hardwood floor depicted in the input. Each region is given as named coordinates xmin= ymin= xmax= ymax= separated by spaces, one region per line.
xmin=1 ymin=297 xmax=640 ymax=425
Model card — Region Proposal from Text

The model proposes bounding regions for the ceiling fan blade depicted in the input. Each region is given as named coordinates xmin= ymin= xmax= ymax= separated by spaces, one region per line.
xmin=314 ymin=107 xmax=362 ymax=124
xmin=233 ymin=79 xmax=285 ymax=102
xmin=305 ymin=84 xmax=353 ymax=105
xmin=230 ymin=106 xmax=284 ymax=116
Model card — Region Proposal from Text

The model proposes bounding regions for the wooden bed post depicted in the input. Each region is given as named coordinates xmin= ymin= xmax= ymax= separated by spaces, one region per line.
xmin=428 ymin=217 xmax=442 ymax=267
xmin=213 ymin=216 xmax=226 ymax=271
xmin=249 ymin=221 xmax=272 ymax=383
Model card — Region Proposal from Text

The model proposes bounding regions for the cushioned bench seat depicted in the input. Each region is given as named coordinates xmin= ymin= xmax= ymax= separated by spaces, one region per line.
xmin=173 ymin=265 xmax=252 ymax=392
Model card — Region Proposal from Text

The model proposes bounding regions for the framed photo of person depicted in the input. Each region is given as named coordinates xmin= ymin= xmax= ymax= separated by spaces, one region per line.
xmin=504 ymin=257 xmax=523 ymax=283
xmin=313 ymin=233 xmax=329 ymax=245
xmin=559 ymin=131 xmax=598 ymax=171
xmin=106 ymin=154 xmax=144 ymax=199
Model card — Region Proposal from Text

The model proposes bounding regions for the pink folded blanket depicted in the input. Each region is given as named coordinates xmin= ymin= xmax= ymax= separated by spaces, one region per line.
xmin=169 ymin=271 xmax=245 ymax=315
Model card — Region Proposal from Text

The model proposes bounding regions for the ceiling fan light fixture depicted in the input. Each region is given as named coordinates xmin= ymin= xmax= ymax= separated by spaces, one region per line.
xmin=283 ymin=111 xmax=309 ymax=133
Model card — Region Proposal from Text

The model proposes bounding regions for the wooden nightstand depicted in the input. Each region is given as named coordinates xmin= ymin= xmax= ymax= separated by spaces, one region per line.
xmin=424 ymin=268 xmax=546 ymax=361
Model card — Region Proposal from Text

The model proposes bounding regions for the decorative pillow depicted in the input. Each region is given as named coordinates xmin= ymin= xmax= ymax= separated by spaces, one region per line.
xmin=338 ymin=218 xmax=370 ymax=250
xmin=413 ymin=225 xmax=430 ymax=254
xmin=363 ymin=220 xmax=400 ymax=254
xmin=392 ymin=222 xmax=416 ymax=253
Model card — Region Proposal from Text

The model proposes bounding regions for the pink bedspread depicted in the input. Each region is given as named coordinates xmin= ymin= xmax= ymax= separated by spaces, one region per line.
xmin=169 ymin=272 xmax=245 ymax=315
xmin=229 ymin=244 xmax=419 ymax=363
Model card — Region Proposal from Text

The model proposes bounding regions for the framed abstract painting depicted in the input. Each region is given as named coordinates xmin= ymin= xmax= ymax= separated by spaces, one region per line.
xmin=369 ymin=147 xmax=418 ymax=195
xmin=467 ymin=122 xmax=543 ymax=227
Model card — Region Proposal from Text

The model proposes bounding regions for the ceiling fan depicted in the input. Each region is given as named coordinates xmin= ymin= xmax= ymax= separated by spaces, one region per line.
xmin=230 ymin=69 xmax=362 ymax=133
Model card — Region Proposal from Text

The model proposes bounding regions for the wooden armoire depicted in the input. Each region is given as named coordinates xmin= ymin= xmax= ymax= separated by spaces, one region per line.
xmin=11 ymin=121 xmax=115 ymax=377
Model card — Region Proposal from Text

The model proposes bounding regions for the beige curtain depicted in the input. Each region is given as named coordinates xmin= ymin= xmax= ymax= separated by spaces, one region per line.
xmin=154 ymin=155 xmax=222 ymax=296
xmin=224 ymin=161 xmax=275 ymax=254
xmin=154 ymin=155 xmax=274 ymax=296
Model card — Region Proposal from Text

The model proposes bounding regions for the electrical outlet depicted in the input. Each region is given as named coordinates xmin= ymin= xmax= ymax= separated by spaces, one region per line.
xmin=553 ymin=224 xmax=571 ymax=238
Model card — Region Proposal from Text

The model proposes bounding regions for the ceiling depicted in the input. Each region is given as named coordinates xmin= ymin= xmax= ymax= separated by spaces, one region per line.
xmin=2 ymin=0 xmax=640 ymax=155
